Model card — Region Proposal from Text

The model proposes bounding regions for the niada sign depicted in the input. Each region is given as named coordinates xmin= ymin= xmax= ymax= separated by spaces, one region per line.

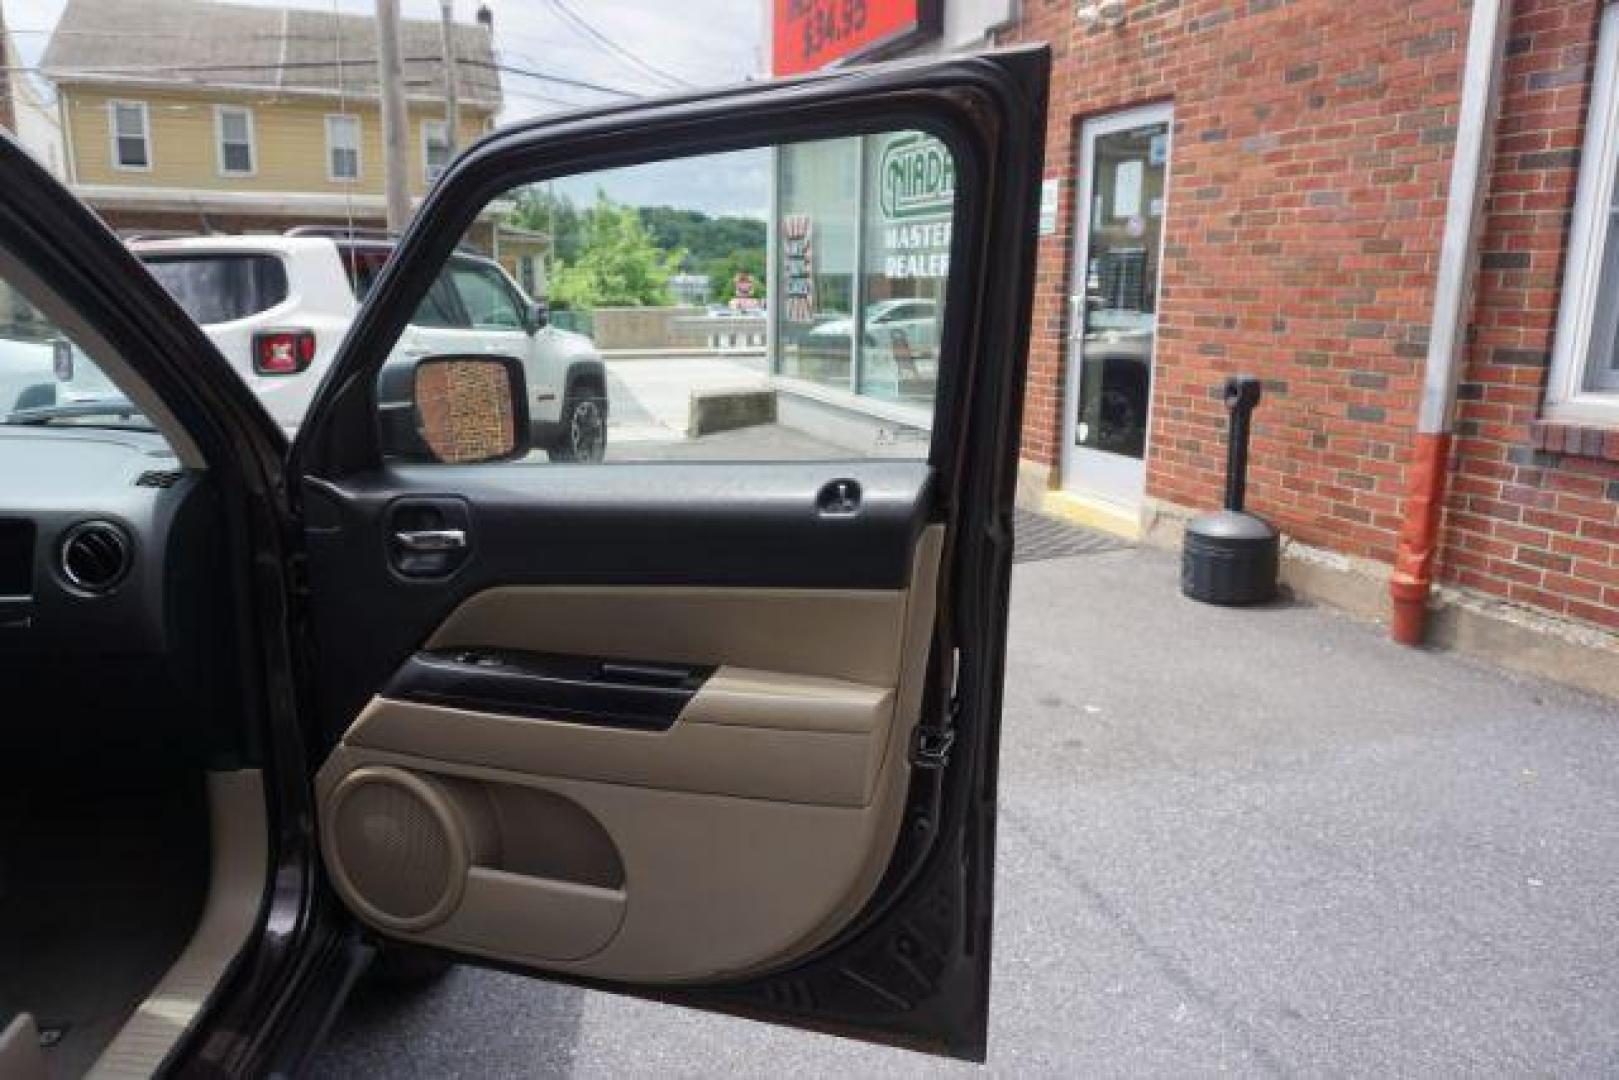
xmin=878 ymin=133 xmax=953 ymax=279
xmin=878 ymin=133 xmax=955 ymax=221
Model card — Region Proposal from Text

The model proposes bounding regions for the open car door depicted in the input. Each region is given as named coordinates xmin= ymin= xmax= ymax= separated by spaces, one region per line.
xmin=293 ymin=48 xmax=1048 ymax=1060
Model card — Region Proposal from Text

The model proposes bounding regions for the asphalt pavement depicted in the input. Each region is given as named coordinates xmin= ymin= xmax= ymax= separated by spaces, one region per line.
xmin=309 ymin=540 xmax=1619 ymax=1078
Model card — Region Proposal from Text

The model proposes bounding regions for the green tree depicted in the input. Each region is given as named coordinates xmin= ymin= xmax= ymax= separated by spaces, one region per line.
xmin=639 ymin=206 xmax=766 ymax=302
xmin=702 ymin=247 xmax=767 ymax=303
xmin=549 ymin=191 xmax=680 ymax=309
xmin=507 ymin=185 xmax=583 ymax=264
xmin=638 ymin=206 xmax=766 ymax=262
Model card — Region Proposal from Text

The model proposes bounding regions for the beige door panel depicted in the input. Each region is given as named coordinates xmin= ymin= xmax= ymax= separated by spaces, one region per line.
xmin=317 ymin=526 xmax=943 ymax=984
xmin=682 ymin=666 xmax=895 ymax=733
xmin=426 ymin=585 xmax=909 ymax=687
xmin=440 ymin=868 xmax=627 ymax=964
xmin=347 ymin=693 xmax=884 ymax=806
xmin=318 ymin=746 xmax=893 ymax=981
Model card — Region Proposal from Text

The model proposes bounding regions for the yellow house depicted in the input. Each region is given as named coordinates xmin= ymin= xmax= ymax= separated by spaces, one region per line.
xmin=42 ymin=0 xmax=502 ymax=236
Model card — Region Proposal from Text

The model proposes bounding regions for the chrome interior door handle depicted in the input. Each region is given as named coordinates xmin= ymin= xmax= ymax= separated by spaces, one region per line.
xmin=394 ymin=528 xmax=467 ymax=552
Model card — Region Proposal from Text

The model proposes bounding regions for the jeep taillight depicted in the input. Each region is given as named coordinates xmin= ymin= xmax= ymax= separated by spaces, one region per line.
xmin=253 ymin=330 xmax=316 ymax=376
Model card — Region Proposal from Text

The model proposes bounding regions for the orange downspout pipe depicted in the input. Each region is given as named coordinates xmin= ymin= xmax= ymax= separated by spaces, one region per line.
xmin=1391 ymin=433 xmax=1453 ymax=645
xmin=1390 ymin=0 xmax=1510 ymax=646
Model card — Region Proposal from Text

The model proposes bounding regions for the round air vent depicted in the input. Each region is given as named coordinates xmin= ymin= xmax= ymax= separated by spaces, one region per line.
xmin=58 ymin=520 xmax=132 ymax=594
xmin=323 ymin=767 xmax=469 ymax=932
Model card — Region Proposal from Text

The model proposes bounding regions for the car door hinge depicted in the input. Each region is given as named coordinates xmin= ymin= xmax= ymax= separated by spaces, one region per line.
xmin=910 ymin=720 xmax=956 ymax=769
xmin=912 ymin=646 xmax=962 ymax=769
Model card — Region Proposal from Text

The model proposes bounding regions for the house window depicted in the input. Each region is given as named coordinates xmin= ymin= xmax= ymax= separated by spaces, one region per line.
xmin=1548 ymin=3 xmax=1619 ymax=421
xmin=326 ymin=115 xmax=361 ymax=181
xmin=215 ymin=106 xmax=255 ymax=176
xmin=109 ymin=100 xmax=150 ymax=170
xmin=423 ymin=119 xmax=451 ymax=184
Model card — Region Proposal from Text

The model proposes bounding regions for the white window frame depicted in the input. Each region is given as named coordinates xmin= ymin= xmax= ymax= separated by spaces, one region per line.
xmin=422 ymin=118 xmax=450 ymax=184
xmin=1547 ymin=2 xmax=1619 ymax=423
xmin=107 ymin=99 xmax=151 ymax=172
xmin=325 ymin=114 xmax=362 ymax=182
xmin=213 ymin=105 xmax=256 ymax=177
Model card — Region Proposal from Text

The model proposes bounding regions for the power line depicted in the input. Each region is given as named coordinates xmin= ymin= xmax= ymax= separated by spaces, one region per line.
xmin=495 ymin=22 xmax=755 ymax=72
xmin=500 ymin=85 xmax=598 ymax=110
xmin=473 ymin=58 xmax=636 ymax=99
xmin=498 ymin=43 xmax=665 ymax=96
xmin=539 ymin=0 xmax=696 ymax=90
xmin=8 ymin=23 xmax=705 ymax=91
xmin=9 ymin=18 xmax=746 ymax=82
xmin=5 ymin=57 xmax=390 ymax=76
xmin=496 ymin=30 xmax=754 ymax=92
xmin=7 ymin=28 xmax=481 ymax=43
xmin=0 ymin=56 xmax=634 ymax=97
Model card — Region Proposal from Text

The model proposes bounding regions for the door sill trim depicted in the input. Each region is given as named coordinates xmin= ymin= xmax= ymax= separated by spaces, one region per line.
xmin=1041 ymin=490 xmax=1143 ymax=540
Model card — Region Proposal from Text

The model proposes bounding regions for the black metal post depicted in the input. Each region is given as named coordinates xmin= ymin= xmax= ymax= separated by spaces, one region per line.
xmin=1223 ymin=375 xmax=1262 ymax=512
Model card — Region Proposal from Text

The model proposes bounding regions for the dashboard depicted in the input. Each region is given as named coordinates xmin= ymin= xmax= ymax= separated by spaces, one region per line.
xmin=0 ymin=425 xmax=234 ymax=751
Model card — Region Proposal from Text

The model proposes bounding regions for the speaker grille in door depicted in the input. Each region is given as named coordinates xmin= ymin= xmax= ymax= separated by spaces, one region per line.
xmin=327 ymin=768 xmax=468 ymax=931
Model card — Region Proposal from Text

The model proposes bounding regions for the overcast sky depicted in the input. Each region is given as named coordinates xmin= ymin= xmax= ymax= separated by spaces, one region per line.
xmin=8 ymin=0 xmax=769 ymax=216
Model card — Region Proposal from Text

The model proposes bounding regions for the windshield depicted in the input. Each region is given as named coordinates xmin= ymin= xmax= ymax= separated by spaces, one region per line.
xmin=140 ymin=254 xmax=290 ymax=325
xmin=0 ymin=281 xmax=152 ymax=431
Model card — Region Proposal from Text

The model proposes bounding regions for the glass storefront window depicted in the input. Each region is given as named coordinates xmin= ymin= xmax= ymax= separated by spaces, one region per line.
xmin=773 ymin=129 xmax=955 ymax=416
xmin=775 ymin=137 xmax=861 ymax=393
xmin=857 ymin=131 xmax=952 ymax=406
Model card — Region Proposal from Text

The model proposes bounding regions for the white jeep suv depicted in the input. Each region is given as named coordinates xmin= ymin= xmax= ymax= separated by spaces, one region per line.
xmin=60 ymin=230 xmax=608 ymax=460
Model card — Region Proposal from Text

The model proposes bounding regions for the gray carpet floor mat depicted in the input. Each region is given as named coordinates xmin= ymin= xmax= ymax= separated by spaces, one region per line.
xmin=0 ymin=771 xmax=208 ymax=1078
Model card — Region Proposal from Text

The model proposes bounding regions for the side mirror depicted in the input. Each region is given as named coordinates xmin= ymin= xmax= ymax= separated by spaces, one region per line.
xmin=379 ymin=354 xmax=531 ymax=463
xmin=529 ymin=299 xmax=549 ymax=332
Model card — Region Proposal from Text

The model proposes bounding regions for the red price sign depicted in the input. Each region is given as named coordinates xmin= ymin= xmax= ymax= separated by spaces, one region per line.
xmin=772 ymin=0 xmax=936 ymax=76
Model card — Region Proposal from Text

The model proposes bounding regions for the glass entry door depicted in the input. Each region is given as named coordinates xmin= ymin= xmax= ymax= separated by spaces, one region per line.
xmin=1062 ymin=105 xmax=1172 ymax=507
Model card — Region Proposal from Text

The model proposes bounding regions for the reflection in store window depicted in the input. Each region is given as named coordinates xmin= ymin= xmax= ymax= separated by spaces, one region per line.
xmin=775 ymin=137 xmax=860 ymax=393
xmin=773 ymin=130 xmax=954 ymax=415
xmin=858 ymin=131 xmax=952 ymax=406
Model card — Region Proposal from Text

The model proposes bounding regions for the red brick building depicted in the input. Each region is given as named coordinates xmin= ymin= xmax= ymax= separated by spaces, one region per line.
xmin=993 ymin=0 xmax=1619 ymax=661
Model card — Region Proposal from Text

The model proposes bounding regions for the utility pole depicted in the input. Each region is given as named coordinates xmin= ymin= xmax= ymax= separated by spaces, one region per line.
xmin=439 ymin=0 xmax=459 ymax=156
xmin=375 ymin=0 xmax=411 ymax=231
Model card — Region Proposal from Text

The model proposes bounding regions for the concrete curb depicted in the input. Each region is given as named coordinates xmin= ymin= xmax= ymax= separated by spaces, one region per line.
xmin=687 ymin=386 xmax=776 ymax=438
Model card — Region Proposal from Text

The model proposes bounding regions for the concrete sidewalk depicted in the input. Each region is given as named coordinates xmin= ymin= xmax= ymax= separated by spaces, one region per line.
xmin=603 ymin=355 xmax=769 ymax=445
xmin=310 ymin=543 xmax=1619 ymax=1077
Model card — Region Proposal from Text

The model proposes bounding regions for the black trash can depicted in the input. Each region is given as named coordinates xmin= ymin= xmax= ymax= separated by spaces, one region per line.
xmin=1182 ymin=375 xmax=1279 ymax=605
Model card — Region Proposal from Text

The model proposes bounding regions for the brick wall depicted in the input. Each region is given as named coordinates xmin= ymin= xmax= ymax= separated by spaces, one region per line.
xmin=1003 ymin=0 xmax=1476 ymax=557
xmin=1444 ymin=0 xmax=1619 ymax=633
xmin=1002 ymin=0 xmax=1470 ymax=562
xmin=1004 ymin=0 xmax=1619 ymax=635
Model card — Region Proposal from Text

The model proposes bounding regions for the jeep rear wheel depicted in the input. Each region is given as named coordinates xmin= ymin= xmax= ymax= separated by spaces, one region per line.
xmin=548 ymin=394 xmax=607 ymax=462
